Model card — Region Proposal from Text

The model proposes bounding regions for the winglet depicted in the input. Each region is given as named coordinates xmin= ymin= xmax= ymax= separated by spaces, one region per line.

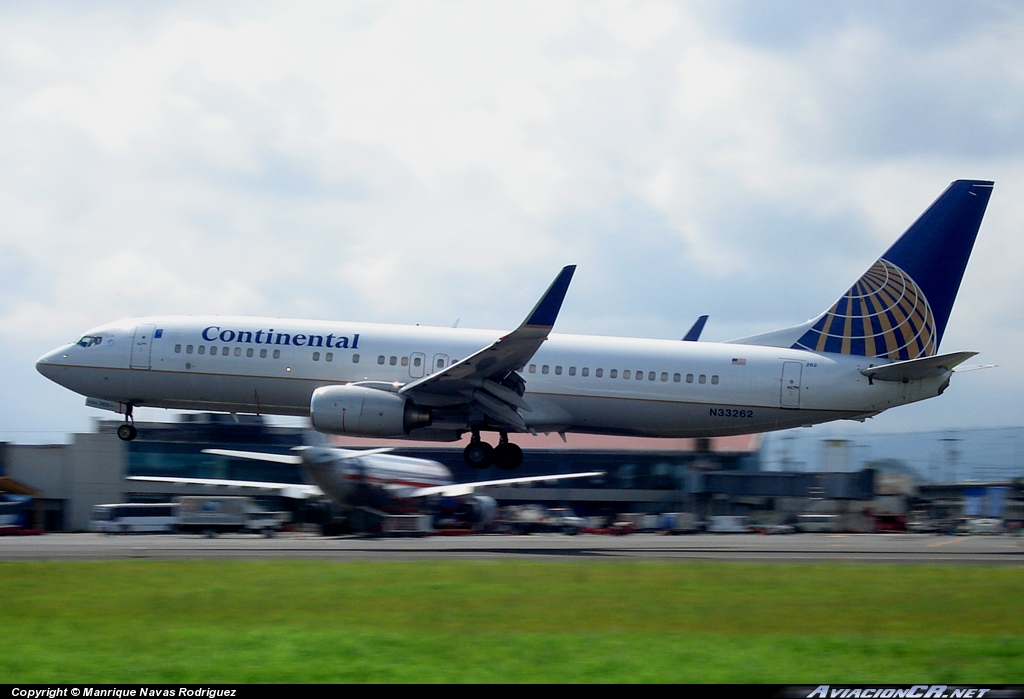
xmin=521 ymin=265 xmax=576 ymax=329
xmin=682 ymin=315 xmax=709 ymax=342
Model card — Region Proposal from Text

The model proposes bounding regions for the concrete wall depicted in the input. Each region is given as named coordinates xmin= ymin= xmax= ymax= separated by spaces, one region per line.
xmin=7 ymin=434 xmax=126 ymax=530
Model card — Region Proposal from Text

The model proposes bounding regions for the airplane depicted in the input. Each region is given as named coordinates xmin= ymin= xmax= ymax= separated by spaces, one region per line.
xmin=37 ymin=179 xmax=994 ymax=470
xmin=127 ymin=444 xmax=603 ymax=533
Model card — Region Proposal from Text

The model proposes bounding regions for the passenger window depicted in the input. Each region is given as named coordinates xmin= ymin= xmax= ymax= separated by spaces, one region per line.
xmin=555 ymin=366 xmax=562 ymax=375
xmin=623 ymin=370 xmax=631 ymax=379
xmin=542 ymin=365 xmax=549 ymax=374
xmin=699 ymin=374 xmax=706 ymax=384
xmin=582 ymin=368 xmax=589 ymax=377
xmin=711 ymin=375 xmax=719 ymax=385
xmin=649 ymin=371 xmax=656 ymax=381
xmin=260 ymin=349 xmax=267 ymax=358
xmin=222 ymin=347 xmax=229 ymax=356
xmin=568 ymin=367 xmax=576 ymax=376
xmin=596 ymin=368 xmax=603 ymax=378
xmin=661 ymin=372 xmax=668 ymax=382
xmin=327 ymin=353 xmax=334 ymax=362
xmin=389 ymin=356 xmax=397 ymax=366
xmin=198 ymin=346 xmax=206 ymax=355
xmin=686 ymin=374 xmax=693 ymax=383
xmin=413 ymin=357 xmax=422 ymax=367
xmin=234 ymin=347 xmax=241 ymax=357
xmin=313 ymin=352 xmax=320 ymax=361
xmin=174 ymin=344 xmax=181 ymax=353
xmin=378 ymin=355 xmax=386 ymax=365
xmin=186 ymin=345 xmax=193 ymax=354
xmin=610 ymin=369 xmax=617 ymax=378
xmin=529 ymin=365 xmax=536 ymax=374
xmin=673 ymin=373 xmax=681 ymax=382
xmin=401 ymin=356 xmax=409 ymax=367
xmin=351 ymin=354 xmax=357 ymax=363
xmin=246 ymin=348 xmax=254 ymax=358
xmin=273 ymin=350 xmax=281 ymax=359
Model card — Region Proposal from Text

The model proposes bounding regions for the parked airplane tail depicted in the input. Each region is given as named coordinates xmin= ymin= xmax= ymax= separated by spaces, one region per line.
xmin=734 ymin=179 xmax=993 ymax=360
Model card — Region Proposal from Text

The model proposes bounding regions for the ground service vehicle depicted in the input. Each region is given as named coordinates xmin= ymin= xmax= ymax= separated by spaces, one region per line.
xmin=90 ymin=503 xmax=178 ymax=533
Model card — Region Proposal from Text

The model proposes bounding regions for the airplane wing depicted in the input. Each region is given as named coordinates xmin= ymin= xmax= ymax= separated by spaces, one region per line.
xmin=202 ymin=447 xmax=395 ymax=462
xmin=126 ymin=475 xmax=323 ymax=500
xmin=408 ymin=470 xmax=603 ymax=498
xmin=398 ymin=265 xmax=576 ymax=431
xmin=124 ymin=447 xmax=398 ymax=500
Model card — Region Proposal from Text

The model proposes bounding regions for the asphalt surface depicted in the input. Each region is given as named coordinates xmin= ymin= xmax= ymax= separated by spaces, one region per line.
xmin=2 ymin=531 xmax=1023 ymax=564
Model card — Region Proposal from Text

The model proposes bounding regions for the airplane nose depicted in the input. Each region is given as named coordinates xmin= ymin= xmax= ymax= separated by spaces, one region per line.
xmin=35 ymin=347 xmax=68 ymax=380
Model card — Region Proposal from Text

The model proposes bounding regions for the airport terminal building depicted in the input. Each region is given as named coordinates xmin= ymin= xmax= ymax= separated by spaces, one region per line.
xmin=1 ymin=413 xmax=1020 ymax=532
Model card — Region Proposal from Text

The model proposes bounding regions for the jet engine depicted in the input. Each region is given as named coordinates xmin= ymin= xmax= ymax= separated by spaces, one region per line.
xmin=310 ymin=384 xmax=432 ymax=437
xmin=466 ymin=494 xmax=498 ymax=526
xmin=432 ymin=494 xmax=498 ymax=530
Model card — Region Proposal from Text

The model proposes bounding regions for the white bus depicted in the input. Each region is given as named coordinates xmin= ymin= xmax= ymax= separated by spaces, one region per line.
xmin=90 ymin=503 xmax=178 ymax=534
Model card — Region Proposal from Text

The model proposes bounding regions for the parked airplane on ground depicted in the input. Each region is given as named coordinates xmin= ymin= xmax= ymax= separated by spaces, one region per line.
xmin=37 ymin=180 xmax=993 ymax=469
xmin=129 ymin=444 xmax=602 ymax=532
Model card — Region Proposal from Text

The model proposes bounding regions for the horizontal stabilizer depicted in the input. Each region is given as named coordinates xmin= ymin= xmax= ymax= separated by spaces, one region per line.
xmin=860 ymin=351 xmax=978 ymax=383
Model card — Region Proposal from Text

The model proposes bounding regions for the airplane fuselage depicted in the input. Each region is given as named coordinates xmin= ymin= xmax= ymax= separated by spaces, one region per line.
xmin=36 ymin=315 xmax=949 ymax=441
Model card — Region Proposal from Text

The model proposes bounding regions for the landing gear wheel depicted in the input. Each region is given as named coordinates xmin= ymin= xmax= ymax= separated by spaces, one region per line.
xmin=464 ymin=440 xmax=494 ymax=469
xmin=116 ymin=405 xmax=137 ymax=441
xmin=493 ymin=442 xmax=523 ymax=470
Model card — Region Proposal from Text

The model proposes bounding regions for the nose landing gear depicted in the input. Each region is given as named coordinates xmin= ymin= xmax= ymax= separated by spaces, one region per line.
xmin=116 ymin=405 xmax=137 ymax=441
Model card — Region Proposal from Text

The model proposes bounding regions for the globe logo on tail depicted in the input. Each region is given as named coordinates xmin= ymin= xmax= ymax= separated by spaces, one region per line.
xmin=793 ymin=259 xmax=936 ymax=360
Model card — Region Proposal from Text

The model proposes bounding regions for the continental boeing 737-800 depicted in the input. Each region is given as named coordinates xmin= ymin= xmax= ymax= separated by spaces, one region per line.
xmin=37 ymin=179 xmax=993 ymax=470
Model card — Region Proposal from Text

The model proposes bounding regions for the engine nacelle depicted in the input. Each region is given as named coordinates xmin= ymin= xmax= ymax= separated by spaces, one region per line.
xmin=310 ymin=384 xmax=432 ymax=437
xmin=466 ymin=494 xmax=498 ymax=526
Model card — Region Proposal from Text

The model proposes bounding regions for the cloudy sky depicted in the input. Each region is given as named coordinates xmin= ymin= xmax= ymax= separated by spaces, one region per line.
xmin=3 ymin=0 xmax=1023 ymax=445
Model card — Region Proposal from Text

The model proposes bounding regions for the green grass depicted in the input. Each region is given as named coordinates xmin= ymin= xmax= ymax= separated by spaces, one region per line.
xmin=1 ymin=560 xmax=1022 ymax=682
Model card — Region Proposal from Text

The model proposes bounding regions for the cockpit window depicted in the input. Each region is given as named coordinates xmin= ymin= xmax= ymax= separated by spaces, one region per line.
xmin=76 ymin=335 xmax=103 ymax=348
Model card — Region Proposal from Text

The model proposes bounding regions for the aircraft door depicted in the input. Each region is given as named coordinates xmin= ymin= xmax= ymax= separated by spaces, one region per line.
xmin=780 ymin=361 xmax=802 ymax=408
xmin=131 ymin=324 xmax=156 ymax=370
xmin=410 ymin=352 xmax=426 ymax=379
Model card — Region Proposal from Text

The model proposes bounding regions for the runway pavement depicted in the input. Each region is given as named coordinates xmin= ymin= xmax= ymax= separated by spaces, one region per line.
xmin=2 ymin=531 xmax=1023 ymax=564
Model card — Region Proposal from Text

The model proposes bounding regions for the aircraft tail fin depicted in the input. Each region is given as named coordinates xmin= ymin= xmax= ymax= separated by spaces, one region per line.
xmin=734 ymin=180 xmax=993 ymax=360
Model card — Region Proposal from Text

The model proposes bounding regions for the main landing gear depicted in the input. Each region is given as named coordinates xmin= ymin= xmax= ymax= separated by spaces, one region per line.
xmin=463 ymin=431 xmax=523 ymax=470
xmin=116 ymin=405 xmax=137 ymax=442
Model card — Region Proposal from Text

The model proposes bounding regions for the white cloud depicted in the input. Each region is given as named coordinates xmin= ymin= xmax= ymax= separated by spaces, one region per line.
xmin=2 ymin=0 xmax=1024 ymax=441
